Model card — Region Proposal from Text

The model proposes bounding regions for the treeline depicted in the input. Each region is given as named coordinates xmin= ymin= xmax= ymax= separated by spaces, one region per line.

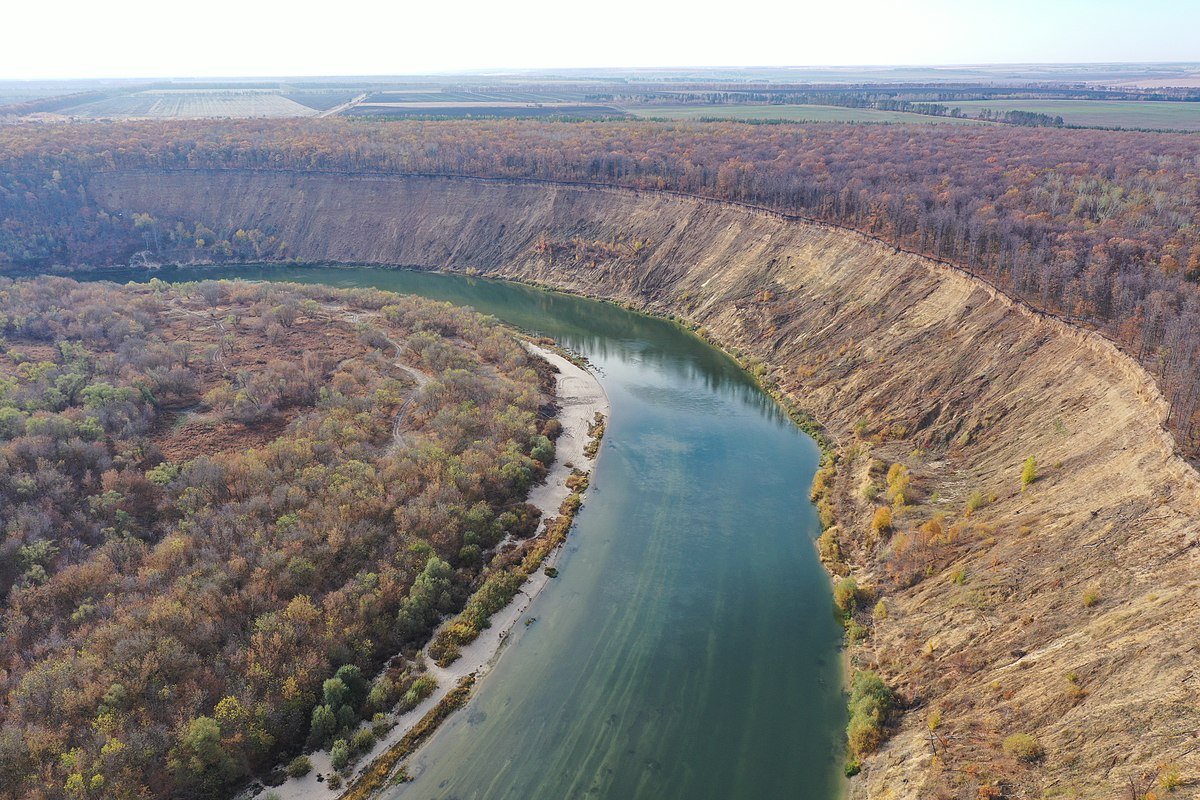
xmin=0 ymin=90 xmax=113 ymax=117
xmin=975 ymin=108 xmax=1065 ymax=127
xmin=0 ymin=277 xmax=557 ymax=799
xmin=2 ymin=119 xmax=1200 ymax=450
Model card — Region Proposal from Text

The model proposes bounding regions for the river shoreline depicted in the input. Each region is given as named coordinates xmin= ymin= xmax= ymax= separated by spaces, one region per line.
xmin=255 ymin=343 xmax=609 ymax=800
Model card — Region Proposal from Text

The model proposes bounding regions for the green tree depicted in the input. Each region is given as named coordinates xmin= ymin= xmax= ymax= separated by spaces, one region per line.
xmin=308 ymin=705 xmax=337 ymax=749
xmin=330 ymin=739 xmax=351 ymax=772
xmin=172 ymin=716 xmax=241 ymax=796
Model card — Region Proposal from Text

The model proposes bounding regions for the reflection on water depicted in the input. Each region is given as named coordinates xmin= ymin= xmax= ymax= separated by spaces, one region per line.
xmin=87 ymin=264 xmax=846 ymax=800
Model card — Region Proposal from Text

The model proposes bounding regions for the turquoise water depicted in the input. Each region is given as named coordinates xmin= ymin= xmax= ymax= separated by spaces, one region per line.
xmin=94 ymin=265 xmax=846 ymax=800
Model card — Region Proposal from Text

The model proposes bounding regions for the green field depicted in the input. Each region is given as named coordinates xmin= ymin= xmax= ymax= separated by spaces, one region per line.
xmin=625 ymin=104 xmax=988 ymax=124
xmin=950 ymin=99 xmax=1200 ymax=130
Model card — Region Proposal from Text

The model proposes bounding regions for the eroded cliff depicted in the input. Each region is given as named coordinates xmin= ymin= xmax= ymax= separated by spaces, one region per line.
xmin=89 ymin=169 xmax=1200 ymax=799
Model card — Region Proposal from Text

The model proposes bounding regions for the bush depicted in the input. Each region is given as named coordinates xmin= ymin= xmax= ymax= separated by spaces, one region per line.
xmin=1021 ymin=456 xmax=1038 ymax=489
xmin=1082 ymin=588 xmax=1100 ymax=608
xmin=285 ymin=755 xmax=313 ymax=778
xmin=529 ymin=434 xmax=555 ymax=466
xmin=351 ymin=728 xmax=376 ymax=753
xmin=885 ymin=463 xmax=911 ymax=507
xmin=817 ymin=527 xmax=842 ymax=562
xmin=1002 ymin=733 xmax=1043 ymax=763
xmin=810 ymin=461 xmax=836 ymax=502
xmin=965 ymin=490 xmax=988 ymax=515
xmin=817 ymin=495 xmax=836 ymax=529
xmin=846 ymin=670 xmax=895 ymax=757
xmin=833 ymin=577 xmax=860 ymax=614
xmin=329 ymin=739 xmax=350 ymax=771
xmin=400 ymin=674 xmax=437 ymax=712
xmin=870 ymin=506 xmax=892 ymax=538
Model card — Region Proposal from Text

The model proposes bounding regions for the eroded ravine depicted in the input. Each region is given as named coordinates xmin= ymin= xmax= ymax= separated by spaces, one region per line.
xmin=99 ymin=265 xmax=848 ymax=800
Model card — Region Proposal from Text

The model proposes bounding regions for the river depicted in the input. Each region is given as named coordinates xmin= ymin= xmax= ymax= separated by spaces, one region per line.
xmin=94 ymin=264 xmax=846 ymax=800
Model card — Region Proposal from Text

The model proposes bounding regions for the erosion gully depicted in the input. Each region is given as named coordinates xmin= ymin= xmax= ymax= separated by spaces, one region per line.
xmin=93 ymin=264 xmax=846 ymax=800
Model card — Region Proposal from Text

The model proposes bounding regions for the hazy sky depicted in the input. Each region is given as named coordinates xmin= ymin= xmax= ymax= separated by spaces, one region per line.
xmin=4 ymin=0 xmax=1198 ymax=79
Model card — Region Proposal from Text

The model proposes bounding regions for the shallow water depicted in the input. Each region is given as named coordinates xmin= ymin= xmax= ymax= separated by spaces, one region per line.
xmin=95 ymin=265 xmax=846 ymax=800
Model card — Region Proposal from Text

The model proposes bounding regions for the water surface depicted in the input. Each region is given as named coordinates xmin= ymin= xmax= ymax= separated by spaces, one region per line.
xmin=95 ymin=265 xmax=846 ymax=800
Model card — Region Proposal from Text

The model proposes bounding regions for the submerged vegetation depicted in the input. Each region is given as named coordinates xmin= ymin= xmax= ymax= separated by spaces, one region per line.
xmin=0 ymin=277 xmax=559 ymax=799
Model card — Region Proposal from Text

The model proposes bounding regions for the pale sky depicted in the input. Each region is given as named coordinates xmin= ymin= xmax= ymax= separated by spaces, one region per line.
xmin=3 ymin=0 xmax=1198 ymax=80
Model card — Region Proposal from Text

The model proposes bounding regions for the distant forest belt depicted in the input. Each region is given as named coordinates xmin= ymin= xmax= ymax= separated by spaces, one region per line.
xmin=87 ymin=166 xmax=1200 ymax=798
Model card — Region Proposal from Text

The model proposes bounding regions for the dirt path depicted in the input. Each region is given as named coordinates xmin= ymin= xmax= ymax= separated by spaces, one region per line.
xmin=318 ymin=93 xmax=367 ymax=118
xmin=379 ymin=332 xmax=430 ymax=453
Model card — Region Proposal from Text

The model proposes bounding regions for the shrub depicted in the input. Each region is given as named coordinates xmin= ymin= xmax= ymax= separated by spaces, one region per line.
xmin=833 ymin=577 xmax=860 ymax=614
xmin=817 ymin=527 xmax=842 ymax=562
xmin=1082 ymin=588 xmax=1100 ymax=608
xmin=817 ymin=495 xmax=836 ymax=529
xmin=1002 ymin=733 xmax=1043 ymax=763
xmin=1021 ymin=456 xmax=1038 ymax=489
xmin=285 ymin=755 xmax=312 ymax=778
xmin=846 ymin=671 xmax=895 ymax=757
xmin=529 ymin=434 xmax=555 ymax=466
xmin=399 ymin=675 xmax=437 ymax=712
xmin=810 ymin=461 xmax=836 ymax=502
xmin=965 ymin=490 xmax=987 ymax=515
xmin=351 ymin=728 xmax=376 ymax=753
xmin=870 ymin=506 xmax=892 ymax=538
xmin=329 ymin=739 xmax=350 ymax=772
xmin=885 ymin=463 xmax=911 ymax=507
xmin=872 ymin=600 xmax=888 ymax=620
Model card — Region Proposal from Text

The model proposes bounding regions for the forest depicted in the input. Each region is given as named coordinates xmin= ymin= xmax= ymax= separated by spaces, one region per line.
xmin=1 ymin=118 xmax=1200 ymax=454
xmin=0 ymin=276 xmax=558 ymax=798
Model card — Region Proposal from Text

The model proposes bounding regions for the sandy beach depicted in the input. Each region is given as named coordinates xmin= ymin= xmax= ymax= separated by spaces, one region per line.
xmin=255 ymin=342 xmax=609 ymax=800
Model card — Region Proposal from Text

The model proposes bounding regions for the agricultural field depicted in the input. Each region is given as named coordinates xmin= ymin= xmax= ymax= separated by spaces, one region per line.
xmin=57 ymin=89 xmax=318 ymax=118
xmin=362 ymin=89 xmax=596 ymax=104
xmin=349 ymin=102 xmax=626 ymax=119
xmin=950 ymin=99 xmax=1200 ymax=130
xmin=624 ymin=104 xmax=988 ymax=124
xmin=280 ymin=90 xmax=364 ymax=110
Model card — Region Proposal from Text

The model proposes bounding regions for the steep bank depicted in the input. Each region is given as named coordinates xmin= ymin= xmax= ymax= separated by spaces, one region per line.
xmin=90 ymin=170 xmax=1200 ymax=798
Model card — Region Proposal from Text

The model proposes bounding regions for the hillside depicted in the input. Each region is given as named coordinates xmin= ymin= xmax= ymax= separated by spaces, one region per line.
xmin=0 ymin=277 xmax=562 ymax=799
xmin=85 ymin=169 xmax=1200 ymax=798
